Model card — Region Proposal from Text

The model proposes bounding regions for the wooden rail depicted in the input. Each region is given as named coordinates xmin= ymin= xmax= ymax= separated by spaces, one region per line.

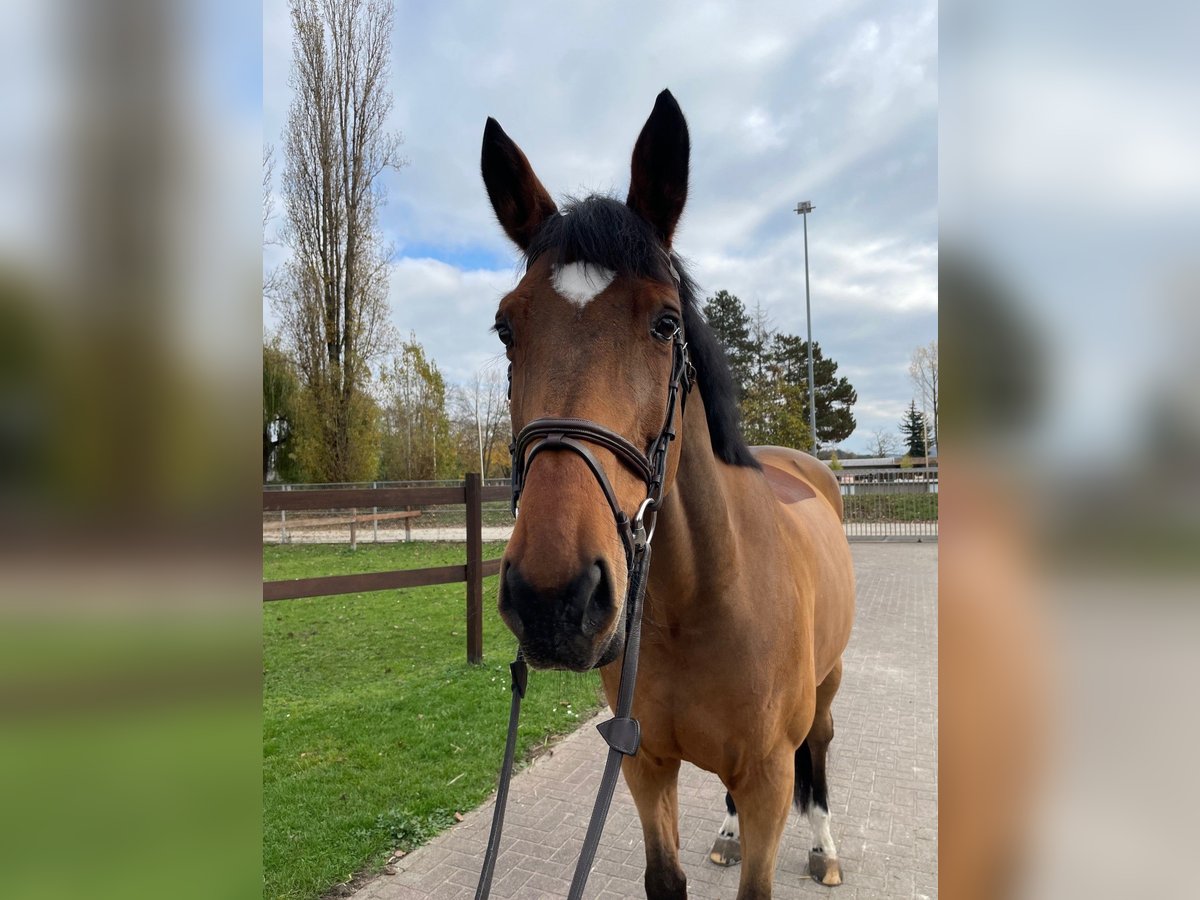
xmin=262 ymin=475 xmax=510 ymax=663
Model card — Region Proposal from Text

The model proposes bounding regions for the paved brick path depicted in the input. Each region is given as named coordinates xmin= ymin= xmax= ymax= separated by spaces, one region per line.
xmin=354 ymin=543 xmax=937 ymax=900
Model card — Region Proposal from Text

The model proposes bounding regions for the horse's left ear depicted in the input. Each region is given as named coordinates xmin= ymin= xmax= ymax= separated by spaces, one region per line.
xmin=627 ymin=89 xmax=690 ymax=247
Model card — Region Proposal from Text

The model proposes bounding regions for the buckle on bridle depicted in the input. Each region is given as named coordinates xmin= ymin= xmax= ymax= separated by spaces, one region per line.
xmin=632 ymin=497 xmax=657 ymax=552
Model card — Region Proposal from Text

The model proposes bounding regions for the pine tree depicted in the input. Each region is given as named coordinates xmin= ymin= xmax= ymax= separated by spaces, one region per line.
xmin=770 ymin=334 xmax=857 ymax=445
xmin=274 ymin=0 xmax=404 ymax=482
xmin=701 ymin=288 xmax=859 ymax=449
xmin=899 ymin=400 xmax=929 ymax=458
xmin=701 ymin=290 xmax=755 ymax=398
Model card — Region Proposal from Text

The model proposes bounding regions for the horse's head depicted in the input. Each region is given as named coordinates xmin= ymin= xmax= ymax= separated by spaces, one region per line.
xmin=482 ymin=90 xmax=691 ymax=671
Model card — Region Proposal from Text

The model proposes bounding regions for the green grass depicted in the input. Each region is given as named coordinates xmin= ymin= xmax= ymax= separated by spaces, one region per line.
xmin=263 ymin=543 xmax=604 ymax=900
xmin=842 ymin=492 xmax=938 ymax=522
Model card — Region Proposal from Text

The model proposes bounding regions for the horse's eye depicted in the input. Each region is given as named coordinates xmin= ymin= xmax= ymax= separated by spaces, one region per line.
xmin=651 ymin=314 xmax=680 ymax=342
xmin=495 ymin=322 xmax=514 ymax=347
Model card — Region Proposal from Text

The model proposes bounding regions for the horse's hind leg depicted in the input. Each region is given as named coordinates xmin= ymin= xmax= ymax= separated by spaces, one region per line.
xmin=802 ymin=658 xmax=844 ymax=886
xmin=623 ymin=753 xmax=687 ymax=900
xmin=709 ymin=790 xmax=741 ymax=866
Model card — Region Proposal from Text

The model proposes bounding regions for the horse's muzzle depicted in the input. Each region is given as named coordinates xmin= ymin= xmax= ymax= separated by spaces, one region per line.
xmin=499 ymin=560 xmax=623 ymax=671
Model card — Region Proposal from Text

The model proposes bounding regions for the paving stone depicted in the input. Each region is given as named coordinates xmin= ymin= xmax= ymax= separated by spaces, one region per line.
xmin=353 ymin=544 xmax=937 ymax=899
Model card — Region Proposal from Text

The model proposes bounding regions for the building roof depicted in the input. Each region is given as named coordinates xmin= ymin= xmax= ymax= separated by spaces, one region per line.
xmin=839 ymin=456 xmax=901 ymax=467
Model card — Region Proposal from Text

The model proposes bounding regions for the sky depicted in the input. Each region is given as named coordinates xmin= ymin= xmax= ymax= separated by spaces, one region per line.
xmin=263 ymin=0 xmax=938 ymax=454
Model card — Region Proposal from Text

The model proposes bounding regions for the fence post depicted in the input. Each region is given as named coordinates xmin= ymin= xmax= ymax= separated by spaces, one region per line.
xmin=350 ymin=508 xmax=357 ymax=551
xmin=372 ymin=481 xmax=378 ymax=543
xmin=465 ymin=473 xmax=484 ymax=664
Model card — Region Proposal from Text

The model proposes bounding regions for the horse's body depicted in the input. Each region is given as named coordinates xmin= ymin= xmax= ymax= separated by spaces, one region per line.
xmin=754 ymin=446 xmax=856 ymax=686
xmin=482 ymin=90 xmax=856 ymax=899
xmin=600 ymin=431 xmax=855 ymax=898
xmin=616 ymin=440 xmax=853 ymax=774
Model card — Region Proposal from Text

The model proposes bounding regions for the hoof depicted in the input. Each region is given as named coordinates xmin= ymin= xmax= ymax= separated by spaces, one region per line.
xmin=709 ymin=834 xmax=741 ymax=867
xmin=808 ymin=850 xmax=843 ymax=886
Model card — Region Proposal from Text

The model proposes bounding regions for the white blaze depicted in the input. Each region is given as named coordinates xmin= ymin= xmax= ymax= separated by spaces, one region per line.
xmin=551 ymin=262 xmax=615 ymax=308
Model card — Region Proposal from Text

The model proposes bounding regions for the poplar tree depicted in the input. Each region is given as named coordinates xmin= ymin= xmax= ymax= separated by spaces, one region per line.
xmin=273 ymin=0 xmax=404 ymax=481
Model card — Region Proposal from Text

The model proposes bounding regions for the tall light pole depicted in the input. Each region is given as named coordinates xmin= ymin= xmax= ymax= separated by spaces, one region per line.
xmin=795 ymin=201 xmax=818 ymax=454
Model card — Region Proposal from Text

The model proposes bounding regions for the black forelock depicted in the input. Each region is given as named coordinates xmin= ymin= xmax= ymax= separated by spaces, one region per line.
xmin=525 ymin=195 xmax=673 ymax=281
xmin=525 ymin=195 xmax=759 ymax=469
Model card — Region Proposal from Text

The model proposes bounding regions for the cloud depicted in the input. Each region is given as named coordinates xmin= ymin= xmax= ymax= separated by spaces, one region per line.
xmin=385 ymin=257 xmax=515 ymax=385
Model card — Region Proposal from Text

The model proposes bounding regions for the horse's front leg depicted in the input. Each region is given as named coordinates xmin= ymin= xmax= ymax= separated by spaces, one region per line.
xmin=623 ymin=753 xmax=687 ymax=900
xmin=727 ymin=749 xmax=795 ymax=900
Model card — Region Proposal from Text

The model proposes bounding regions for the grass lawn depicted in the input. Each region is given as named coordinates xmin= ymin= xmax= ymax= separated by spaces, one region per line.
xmin=263 ymin=542 xmax=604 ymax=900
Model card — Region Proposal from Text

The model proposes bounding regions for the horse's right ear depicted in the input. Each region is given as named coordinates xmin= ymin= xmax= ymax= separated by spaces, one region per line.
xmin=481 ymin=118 xmax=558 ymax=251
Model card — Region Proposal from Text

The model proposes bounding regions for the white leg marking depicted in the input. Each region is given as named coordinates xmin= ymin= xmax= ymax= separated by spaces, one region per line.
xmin=551 ymin=262 xmax=615 ymax=307
xmin=808 ymin=804 xmax=838 ymax=858
xmin=718 ymin=812 xmax=739 ymax=840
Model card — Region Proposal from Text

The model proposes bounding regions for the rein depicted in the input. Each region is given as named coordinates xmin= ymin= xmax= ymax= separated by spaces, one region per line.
xmin=474 ymin=325 xmax=693 ymax=900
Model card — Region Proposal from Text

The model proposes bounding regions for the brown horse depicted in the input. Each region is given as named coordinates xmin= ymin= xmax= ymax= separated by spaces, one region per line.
xmin=482 ymin=90 xmax=856 ymax=900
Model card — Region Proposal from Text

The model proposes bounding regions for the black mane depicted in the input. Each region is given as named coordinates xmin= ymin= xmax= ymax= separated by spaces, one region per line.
xmin=525 ymin=195 xmax=759 ymax=469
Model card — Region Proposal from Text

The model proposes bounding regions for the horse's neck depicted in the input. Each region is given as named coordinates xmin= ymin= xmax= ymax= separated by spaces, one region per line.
xmin=646 ymin=396 xmax=742 ymax=615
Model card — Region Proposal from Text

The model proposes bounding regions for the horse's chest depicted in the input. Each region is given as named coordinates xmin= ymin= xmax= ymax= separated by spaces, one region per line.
xmin=631 ymin=637 xmax=801 ymax=770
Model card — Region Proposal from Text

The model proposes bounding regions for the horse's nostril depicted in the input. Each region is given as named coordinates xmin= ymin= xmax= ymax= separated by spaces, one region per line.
xmin=580 ymin=563 xmax=613 ymax=637
xmin=500 ymin=565 xmax=526 ymax=632
xmin=500 ymin=567 xmax=514 ymax=610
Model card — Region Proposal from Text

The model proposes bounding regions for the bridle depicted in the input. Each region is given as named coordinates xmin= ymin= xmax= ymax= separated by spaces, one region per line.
xmin=475 ymin=282 xmax=694 ymax=900
xmin=509 ymin=320 xmax=693 ymax=563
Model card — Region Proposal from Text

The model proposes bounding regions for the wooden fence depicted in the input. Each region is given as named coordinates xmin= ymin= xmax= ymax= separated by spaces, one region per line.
xmin=262 ymin=474 xmax=509 ymax=664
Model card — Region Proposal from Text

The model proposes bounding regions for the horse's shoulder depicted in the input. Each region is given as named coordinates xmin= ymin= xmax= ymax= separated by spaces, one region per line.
xmin=749 ymin=445 xmax=843 ymax=516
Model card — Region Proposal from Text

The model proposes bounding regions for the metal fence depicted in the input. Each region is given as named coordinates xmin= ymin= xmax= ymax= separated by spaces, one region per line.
xmin=264 ymin=478 xmax=511 ymax=545
xmin=836 ymin=467 xmax=938 ymax=541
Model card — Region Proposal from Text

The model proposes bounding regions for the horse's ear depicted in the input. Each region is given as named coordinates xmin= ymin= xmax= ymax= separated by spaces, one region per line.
xmin=481 ymin=117 xmax=557 ymax=250
xmin=626 ymin=90 xmax=690 ymax=246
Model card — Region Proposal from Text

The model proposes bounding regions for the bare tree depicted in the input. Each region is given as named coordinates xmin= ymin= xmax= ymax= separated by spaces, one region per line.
xmin=262 ymin=143 xmax=275 ymax=231
xmin=273 ymin=0 xmax=405 ymax=481
xmin=454 ymin=365 xmax=510 ymax=479
xmin=262 ymin=143 xmax=283 ymax=299
xmin=909 ymin=339 xmax=938 ymax=451
xmin=748 ymin=300 xmax=775 ymax=381
xmin=866 ymin=428 xmax=900 ymax=458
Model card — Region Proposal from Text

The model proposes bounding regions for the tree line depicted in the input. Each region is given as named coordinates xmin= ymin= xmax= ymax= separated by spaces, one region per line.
xmin=263 ymin=334 xmax=511 ymax=484
xmin=263 ymin=284 xmax=867 ymax=483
